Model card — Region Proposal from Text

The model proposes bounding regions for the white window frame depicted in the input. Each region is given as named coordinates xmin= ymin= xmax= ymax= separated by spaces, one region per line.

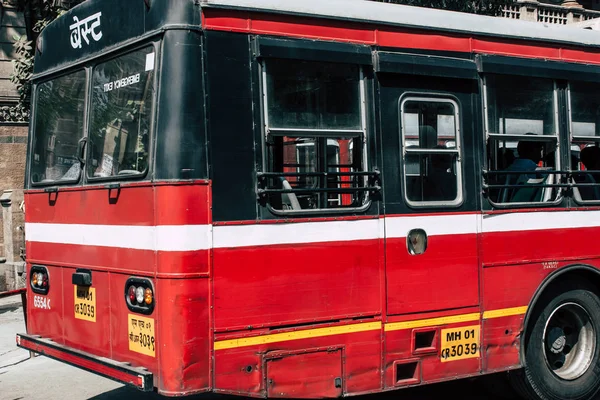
xmin=399 ymin=96 xmax=464 ymax=208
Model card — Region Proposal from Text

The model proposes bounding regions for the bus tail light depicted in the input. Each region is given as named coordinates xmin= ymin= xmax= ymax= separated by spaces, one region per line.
xmin=124 ymin=278 xmax=154 ymax=315
xmin=127 ymin=285 xmax=136 ymax=303
xmin=30 ymin=265 xmax=49 ymax=295
xmin=144 ymin=288 xmax=153 ymax=305
xmin=135 ymin=286 xmax=144 ymax=304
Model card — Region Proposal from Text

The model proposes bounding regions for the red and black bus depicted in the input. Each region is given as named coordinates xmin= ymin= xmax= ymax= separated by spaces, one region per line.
xmin=16 ymin=0 xmax=600 ymax=399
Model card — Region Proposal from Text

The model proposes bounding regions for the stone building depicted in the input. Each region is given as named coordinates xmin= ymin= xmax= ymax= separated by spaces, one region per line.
xmin=504 ymin=0 xmax=600 ymax=24
xmin=0 ymin=2 xmax=26 ymax=291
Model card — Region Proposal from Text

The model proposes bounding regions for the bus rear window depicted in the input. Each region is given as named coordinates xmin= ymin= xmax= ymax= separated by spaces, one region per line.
xmin=88 ymin=46 xmax=155 ymax=179
xmin=31 ymin=70 xmax=86 ymax=184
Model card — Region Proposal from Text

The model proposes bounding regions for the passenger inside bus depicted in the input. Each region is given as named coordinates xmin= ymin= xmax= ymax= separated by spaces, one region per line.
xmin=581 ymin=146 xmax=600 ymax=172
xmin=576 ymin=146 xmax=600 ymax=200
xmin=498 ymin=147 xmax=515 ymax=170
xmin=499 ymin=138 xmax=547 ymax=202
xmin=505 ymin=139 xmax=543 ymax=174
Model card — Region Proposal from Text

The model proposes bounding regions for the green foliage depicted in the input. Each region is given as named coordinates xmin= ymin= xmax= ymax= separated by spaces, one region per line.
xmin=373 ymin=0 xmax=516 ymax=16
xmin=5 ymin=0 xmax=84 ymax=121
xmin=8 ymin=34 xmax=32 ymax=121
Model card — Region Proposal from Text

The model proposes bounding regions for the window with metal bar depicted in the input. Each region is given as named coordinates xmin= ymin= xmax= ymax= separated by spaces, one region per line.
xmin=258 ymin=59 xmax=379 ymax=213
xmin=483 ymin=74 xmax=562 ymax=206
xmin=569 ymin=81 xmax=600 ymax=204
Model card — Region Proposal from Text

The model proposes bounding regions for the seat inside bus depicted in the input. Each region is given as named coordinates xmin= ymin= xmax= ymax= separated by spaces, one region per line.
xmin=498 ymin=167 xmax=554 ymax=203
xmin=280 ymin=177 xmax=301 ymax=210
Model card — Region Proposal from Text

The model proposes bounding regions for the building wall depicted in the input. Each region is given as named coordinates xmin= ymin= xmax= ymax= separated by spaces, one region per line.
xmin=0 ymin=5 xmax=25 ymax=104
xmin=505 ymin=0 xmax=600 ymax=24
xmin=0 ymin=123 xmax=26 ymax=291
xmin=0 ymin=4 xmax=26 ymax=291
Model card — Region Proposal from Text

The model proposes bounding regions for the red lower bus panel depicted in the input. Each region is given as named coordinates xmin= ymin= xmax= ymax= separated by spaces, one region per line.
xmin=26 ymin=264 xmax=64 ymax=344
xmin=386 ymin=232 xmax=479 ymax=315
xmin=481 ymin=264 xmax=543 ymax=373
xmin=385 ymin=322 xmax=480 ymax=388
xmin=265 ymin=350 xmax=343 ymax=398
xmin=109 ymin=274 xmax=159 ymax=380
xmin=482 ymin=227 xmax=600 ymax=268
xmin=155 ymin=277 xmax=211 ymax=395
xmin=213 ymin=240 xmax=381 ymax=331
xmin=483 ymin=315 xmax=523 ymax=372
xmin=214 ymin=327 xmax=381 ymax=396
xmin=26 ymin=242 xmax=155 ymax=274
xmin=62 ymin=267 xmax=112 ymax=359
xmin=215 ymin=348 xmax=264 ymax=395
xmin=482 ymin=264 xmax=544 ymax=311
xmin=480 ymin=259 xmax=600 ymax=373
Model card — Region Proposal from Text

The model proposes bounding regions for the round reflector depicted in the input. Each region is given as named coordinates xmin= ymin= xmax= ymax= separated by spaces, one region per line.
xmin=135 ymin=286 xmax=144 ymax=304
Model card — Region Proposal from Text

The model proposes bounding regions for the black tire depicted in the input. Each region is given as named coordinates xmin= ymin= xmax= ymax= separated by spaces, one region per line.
xmin=509 ymin=280 xmax=600 ymax=400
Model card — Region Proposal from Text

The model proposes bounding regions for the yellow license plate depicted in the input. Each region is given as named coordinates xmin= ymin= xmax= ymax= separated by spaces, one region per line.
xmin=74 ymin=286 xmax=96 ymax=322
xmin=128 ymin=314 xmax=156 ymax=357
xmin=440 ymin=325 xmax=480 ymax=362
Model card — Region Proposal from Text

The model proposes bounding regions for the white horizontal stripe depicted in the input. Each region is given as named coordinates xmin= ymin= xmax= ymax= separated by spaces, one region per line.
xmin=24 ymin=210 xmax=600 ymax=251
xmin=385 ymin=214 xmax=478 ymax=238
xmin=156 ymin=225 xmax=213 ymax=251
xmin=25 ymin=223 xmax=212 ymax=251
xmin=212 ymin=219 xmax=382 ymax=248
xmin=482 ymin=210 xmax=600 ymax=233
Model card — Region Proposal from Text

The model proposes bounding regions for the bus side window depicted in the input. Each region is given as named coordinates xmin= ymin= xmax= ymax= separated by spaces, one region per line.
xmin=569 ymin=81 xmax=600 ymax=203
xmin=400 ymin=98 xmax=462 ymax=207
xmin=484 ymin=74 xmax=560 ymax=205
xmin=260 ymin=59 xmax=372 ymax=213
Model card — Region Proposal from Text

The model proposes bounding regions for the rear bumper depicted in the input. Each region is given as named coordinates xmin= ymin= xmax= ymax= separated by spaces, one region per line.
xmin=16 ymin=333 xmax=153 ymax=392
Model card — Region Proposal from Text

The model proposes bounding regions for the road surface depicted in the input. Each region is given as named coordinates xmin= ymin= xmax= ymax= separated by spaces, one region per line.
xmin=0 ymin=297 xmax=516 ymax=400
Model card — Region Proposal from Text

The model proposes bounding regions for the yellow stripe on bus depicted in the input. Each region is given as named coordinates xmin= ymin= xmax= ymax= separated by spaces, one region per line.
xmin=213 ymin=306 xmax=528 ymax=350
xmin=482 ymin=306 xmax=528 ymax=319
xmin=384 ymin=312 xmax=481 ymax=332
xmin=214 ymin=321 xmax=382 ymax=350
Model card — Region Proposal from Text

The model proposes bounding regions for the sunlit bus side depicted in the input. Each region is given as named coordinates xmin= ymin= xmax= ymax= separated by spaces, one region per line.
xmin=15 ymin=0 xmax=600 ymax=399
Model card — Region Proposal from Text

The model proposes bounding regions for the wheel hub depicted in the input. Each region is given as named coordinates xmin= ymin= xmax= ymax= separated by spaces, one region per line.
xmin=547 ymin=327 xmax=566 ymax=354
xmin=542 ymin=302 xmax=596 ymax=381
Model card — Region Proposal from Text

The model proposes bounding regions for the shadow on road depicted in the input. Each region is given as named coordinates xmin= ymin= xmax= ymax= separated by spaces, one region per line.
xmin=87 ymin=386 xmax=164 ymax=400
xmin=0 ymin=305 xmax=20 ymax=314
xmin=88 ymin=387 xmax=235 ymax=400
xmin=87 ymin=373 xmax=517 ymax=400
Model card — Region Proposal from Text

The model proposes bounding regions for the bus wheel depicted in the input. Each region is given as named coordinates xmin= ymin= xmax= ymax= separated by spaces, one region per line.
xmin=510 ymin=282 xmax=600 ymax=400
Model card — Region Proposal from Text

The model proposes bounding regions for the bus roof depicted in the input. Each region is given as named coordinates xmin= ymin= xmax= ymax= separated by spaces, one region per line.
xmin=34 ymin=0 xmax=600 ymax=77
xmin=201 ymin=0 xmax=600 ymax=48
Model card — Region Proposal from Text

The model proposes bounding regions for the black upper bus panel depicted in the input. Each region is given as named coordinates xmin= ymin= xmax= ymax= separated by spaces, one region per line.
xmin=34 ymin=0 xmax=199 ymax=75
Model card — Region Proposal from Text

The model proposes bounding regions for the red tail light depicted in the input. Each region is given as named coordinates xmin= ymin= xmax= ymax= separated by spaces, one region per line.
xmin=30 ymin=265 xmax=50 ymax=295
xmin=124 ymin=278 xmax=154 ymax=315
xmin=127 ymin=285 xmax=136 ymax=303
